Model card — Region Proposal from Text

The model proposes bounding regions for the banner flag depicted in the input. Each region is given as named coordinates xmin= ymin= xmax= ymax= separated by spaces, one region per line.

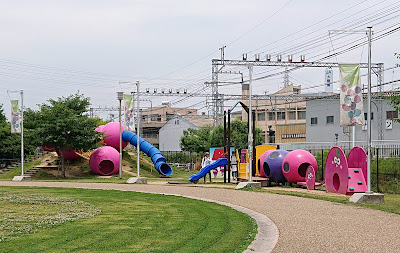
xmin=124 ymin=94 xmax=135 ymax=131
xmin=11 ymin=100 xmax=21 ymax=133
xmin=339 ymin=64 xmax=364 ymax=126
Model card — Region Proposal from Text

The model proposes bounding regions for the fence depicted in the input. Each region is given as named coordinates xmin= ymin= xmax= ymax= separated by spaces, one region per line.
xmin=277 ymin=143 xmax=400 ymax=194
xmin=162 ymin=151 xmax=201 ymax=170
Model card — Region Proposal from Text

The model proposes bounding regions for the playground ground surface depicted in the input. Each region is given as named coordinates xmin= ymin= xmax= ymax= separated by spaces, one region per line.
xmin=0 ymin=181 xmax=399 ymax=252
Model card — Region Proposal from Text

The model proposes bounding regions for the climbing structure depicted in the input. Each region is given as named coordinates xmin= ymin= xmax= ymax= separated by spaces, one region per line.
xmin=325 ymin=146 xmax=367 ymax=195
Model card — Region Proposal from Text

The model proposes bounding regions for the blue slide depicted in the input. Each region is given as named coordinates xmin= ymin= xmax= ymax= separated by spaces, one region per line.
xmin=188 ymin=158 xmax=228 ymax=182
xmin=122 ymin=131 xmax=173 ymax=176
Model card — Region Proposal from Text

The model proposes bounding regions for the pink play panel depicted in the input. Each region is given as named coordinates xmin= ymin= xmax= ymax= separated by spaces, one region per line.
xmin=305 ymin=165 xmax=316 ymax=190
xmin=325 ymin=146 xmax=368 ymax=195
xmin=348 ymin=146 xmax=367 ymax=183
xmin=325 ymin=147 xmax=349 ymax=195
xmin=347 ymin=168 xmax=367 ymax=193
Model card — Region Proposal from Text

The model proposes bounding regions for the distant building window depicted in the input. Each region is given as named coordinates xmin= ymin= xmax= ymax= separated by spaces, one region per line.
xmin=293 ymin=88 xmax=299 ymax=94
xmin=268 ymin=112 xmax=275 ymax=121
xmin=142 ymin=115 xmax=148 ymax=123
xmin=277 ymin=112 xmax=286 ymax=121
xmin=151 ymin=114 xmax=161 ymax=121
xmin=289 ymin=111 xmax=296 ymax=120
xmin=311 ymin=117 xmax=318 ymax=125
xmin=297 ymin=111 xmax=306 ymax=120
xmin=257 ymin=112 xmax=265 ymax=121
xmin=386 ymin=111 xmax=398 ymax=119
xmin=326 ymin=115 xmax=334 ymax=124
xmin=364 ymin=112 xmax=374 ymax=121
xmin=166 ymin=113 xmax=175 ymax=121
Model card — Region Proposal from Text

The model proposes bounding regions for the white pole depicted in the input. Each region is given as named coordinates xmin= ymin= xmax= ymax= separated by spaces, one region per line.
xmin=118 ymin=95 xmax=122 ymax=179
xmin=136 ymin=81 xmax=140 ymax=178
xmin=20 ymin=89 xmax=24 ymax=176
xmin=367 ymin=26 xmax=372 ymax=193
xmin=352 ymin=126 xmax=355 ymax=148
xmin=248 ymin=65 xmax=253 ymax=182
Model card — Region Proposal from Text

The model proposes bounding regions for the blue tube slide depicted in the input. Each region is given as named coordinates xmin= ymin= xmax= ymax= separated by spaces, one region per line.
xmin=122 ymin=131 xmax=173 ymax=176
xmin=188 ymin=158 xmax=228 ymax=182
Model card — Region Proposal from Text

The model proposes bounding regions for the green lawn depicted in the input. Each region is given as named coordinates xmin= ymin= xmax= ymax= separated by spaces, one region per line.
xmin=0 ymin=187 xmax=256 ymax=253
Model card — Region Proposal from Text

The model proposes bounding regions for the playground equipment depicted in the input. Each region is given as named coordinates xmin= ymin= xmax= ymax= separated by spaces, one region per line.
xmin=325 ymin=146 xmax=367 ymax=195
xmin=256 ymin=145 xmax=276 ymax=176
xmin=282 ymin=150 xmax=318 ymax=183
xmin=238 ymin=150 xmax=248 ymax=178
xmin=258 ymin=149 xmax=275 ymax=178
xmin=89 ymin=146 xmax=120 ymax=176
xmin=102 ymin=122 xmax=128 ymax=151
xmin=263 ymin=150 xmax=288 ymax=183
xmin=188 ymin=158 xmax=228 ymax=182
xmin=122 ymin=131 xmax=173 ymax=176
xmin=55 ymin=148 xmax=80 ymax=161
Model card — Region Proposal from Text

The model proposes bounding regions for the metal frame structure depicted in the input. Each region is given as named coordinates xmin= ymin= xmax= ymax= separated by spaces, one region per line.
xmin=211 ymin=58 xmax=385 ymax=139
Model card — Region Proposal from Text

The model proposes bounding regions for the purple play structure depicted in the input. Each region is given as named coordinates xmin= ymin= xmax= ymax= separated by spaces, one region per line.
xmin=263 ymin=150 xmax=288 ymax=183
xmin=89 ymin=146 xmax=120 ymax=176
xmin=282 ymin=150 xmax=318 ymax=183
xmin=325 ymin=146 xmax=367 ymax=195
xmin=258 ymin=149 xmax=275 ymax=178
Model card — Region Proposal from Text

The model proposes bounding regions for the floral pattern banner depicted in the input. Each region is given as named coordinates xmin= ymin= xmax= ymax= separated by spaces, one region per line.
xmin=339 ymin=64 xmax=364 ymax=126
xmin=124 ymin=94 xmax=135 ymax=131
xmin=11 ymin=100 xmax=21 ymax=133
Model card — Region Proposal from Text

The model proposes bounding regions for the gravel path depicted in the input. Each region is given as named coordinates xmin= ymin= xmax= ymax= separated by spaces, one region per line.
xmin=1 ymin=181 xmax=399 ymax=252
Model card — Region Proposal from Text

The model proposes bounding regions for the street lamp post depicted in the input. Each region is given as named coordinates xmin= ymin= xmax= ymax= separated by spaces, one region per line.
xmin=136 ymin=81 xmax=140 ymax=179
xmin=117 ymin=92 xmax=124 ymax=179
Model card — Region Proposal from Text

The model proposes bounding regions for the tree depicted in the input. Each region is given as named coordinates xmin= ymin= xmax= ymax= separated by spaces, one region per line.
xmin=27 ymin=93 xmax=102 ymax=177
xmin=180 ymin=125 xmax=212 ymax=153
xmin=180 ymin=119 xmax=264 ymax=153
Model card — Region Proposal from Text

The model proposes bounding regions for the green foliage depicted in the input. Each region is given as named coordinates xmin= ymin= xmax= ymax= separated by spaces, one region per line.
xmin=180 ymin=125 xmax=212 ymax=153
xmin=165 ymin=152 xmax=201 ymax=164
xmin=0 ymin=104 xmax=35 ymax=158
xmin=25 ymin=93 xmax=102 ymax=176
xmin=26 ymin=93 xmax=101 ymax=151
xmin=180 ymin=119 xmax=263 ymax=153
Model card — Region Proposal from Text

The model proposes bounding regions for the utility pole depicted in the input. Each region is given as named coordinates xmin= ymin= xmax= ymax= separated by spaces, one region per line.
xmin=367 ymin=26 xmax=372 ymax=194
xmin=248 ymin=64 xmax=253 ymax=182
xmin=20 ymin=90 xmax=24 ymax=177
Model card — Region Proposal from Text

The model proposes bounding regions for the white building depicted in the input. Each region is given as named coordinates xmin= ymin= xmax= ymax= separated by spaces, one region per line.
xmin=159 ymin=115 xmax=213 ymax=152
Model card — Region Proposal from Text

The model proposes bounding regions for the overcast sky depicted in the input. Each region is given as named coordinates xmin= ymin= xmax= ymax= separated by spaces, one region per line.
xmin=0 ymin=0 xmax=399 ymax=119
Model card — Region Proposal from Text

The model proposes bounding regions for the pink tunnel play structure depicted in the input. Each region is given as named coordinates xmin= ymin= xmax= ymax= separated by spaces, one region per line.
xmin=282 ymin=150 xmax=318 ymax=183
xmin=101 ymin=122 xmax=128 ymax=151
xmin=89 ymin=146 xmax=120 ymax=176
xmin=325 ymin=146 xmax=367 ymax=195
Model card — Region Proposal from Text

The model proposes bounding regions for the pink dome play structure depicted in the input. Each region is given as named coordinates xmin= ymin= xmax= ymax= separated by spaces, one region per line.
xmin=258 ymin=149 xmax=275 ymax=177
xmin=95 ymin=125 xmax=105 ymax=132
xmin=89 ymin=146 xmax=120 ymax=176
xmin=282 ymin=150 xmax=318 ymax=183
xmin=325 ymin=146 xmax=367 ymax=195
xmin=102 ymin=122 xmax=128 ymax=151
xmin=55 ymin=148 xmax=80 ymax=161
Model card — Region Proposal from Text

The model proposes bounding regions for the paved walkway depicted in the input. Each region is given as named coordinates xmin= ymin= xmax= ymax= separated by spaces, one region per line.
xmin=1 ymin=181 xmax=399 ymax=252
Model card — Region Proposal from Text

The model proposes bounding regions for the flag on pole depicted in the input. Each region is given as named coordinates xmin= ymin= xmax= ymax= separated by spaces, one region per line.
xmin=124 ymin=94 xmax=135 ymax=131
xmin=11 ymin=100 xmax=21 ymax=133
xmin=339 ymin=64 xmax=364 ymax=126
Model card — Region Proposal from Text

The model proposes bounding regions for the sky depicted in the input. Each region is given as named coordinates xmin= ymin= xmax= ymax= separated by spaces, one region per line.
xmin=0 ymin=0 xmax=399 ymax=120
